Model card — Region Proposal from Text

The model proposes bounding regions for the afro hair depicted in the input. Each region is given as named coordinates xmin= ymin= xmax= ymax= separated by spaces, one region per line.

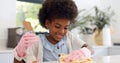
xmin=38 ymin=0 xmax=78 ymax=29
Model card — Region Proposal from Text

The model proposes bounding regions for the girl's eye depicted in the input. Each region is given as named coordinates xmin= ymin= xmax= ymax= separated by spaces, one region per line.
xmin=55 ymin=25 xmax=60 ymax=28
xmin=64 ymin=27 xmax=69 ymax=30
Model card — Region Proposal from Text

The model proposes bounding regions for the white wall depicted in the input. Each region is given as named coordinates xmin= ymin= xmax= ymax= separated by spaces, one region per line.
xmin=100 ymin=0 xmax=120 ymax=43
xmin=0 ymin=0 xmax=16 ymax=50
xmin=74 ymin=0 xmax=102 ymax=10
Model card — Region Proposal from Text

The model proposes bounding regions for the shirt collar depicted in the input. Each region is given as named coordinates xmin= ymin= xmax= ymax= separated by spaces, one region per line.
xmin=42 ymin=34 xmax=66 ymax=52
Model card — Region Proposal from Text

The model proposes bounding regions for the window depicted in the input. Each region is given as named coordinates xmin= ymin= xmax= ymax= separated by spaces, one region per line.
xmin=16 ymin=1 xmax=48 ymax=32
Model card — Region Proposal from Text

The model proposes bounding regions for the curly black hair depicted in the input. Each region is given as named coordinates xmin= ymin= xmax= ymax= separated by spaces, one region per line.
xmin=38 ymin=0 xmax=78 ymax=29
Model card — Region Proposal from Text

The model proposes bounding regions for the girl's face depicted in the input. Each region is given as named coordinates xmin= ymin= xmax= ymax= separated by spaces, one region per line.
xmin=45 ymin=19 xmax=70 ymax=44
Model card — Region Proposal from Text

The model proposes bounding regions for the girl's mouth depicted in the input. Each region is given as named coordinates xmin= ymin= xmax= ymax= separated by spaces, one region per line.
xmin=56 ymin=35 xmax=64 ymax=39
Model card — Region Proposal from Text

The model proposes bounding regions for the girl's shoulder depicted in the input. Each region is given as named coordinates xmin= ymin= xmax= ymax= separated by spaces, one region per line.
xmin=66 ymin=31 xmax=76 ymax=38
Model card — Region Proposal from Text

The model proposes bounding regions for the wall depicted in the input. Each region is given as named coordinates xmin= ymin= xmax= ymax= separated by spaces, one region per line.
xmin=74 ymin=0 xmax=102 ymax=10
xmin=0 ymin=0 xmax=16 ymax=50
xmin=100 ymin=0 xmax=120 ymax=43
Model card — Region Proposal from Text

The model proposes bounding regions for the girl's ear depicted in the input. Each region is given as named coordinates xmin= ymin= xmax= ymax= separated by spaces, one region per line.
xmin=45 ymin=20 xmax=50 ymax=28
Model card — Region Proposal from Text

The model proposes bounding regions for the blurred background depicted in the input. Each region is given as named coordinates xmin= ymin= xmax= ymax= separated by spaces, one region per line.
xmin=0 ymin=0 xmax=120 ymax=63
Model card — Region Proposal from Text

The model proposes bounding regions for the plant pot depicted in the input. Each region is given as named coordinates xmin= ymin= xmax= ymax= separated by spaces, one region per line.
xmin=102 ymin=25 xmax=112 ymax=46
xmin=94 ymin=25 xmax=112 ymax=46
xmin=94 ymin=29 xmax=103 ymax=45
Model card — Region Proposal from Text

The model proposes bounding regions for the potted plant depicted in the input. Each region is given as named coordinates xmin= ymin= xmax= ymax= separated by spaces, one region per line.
xmin=91 ymin=6 xmax=115 ymax=45
xmin=69 ymin=6 xmax=115 ymax=45
xmin=69 ymin=9 xmax=95 ymax=34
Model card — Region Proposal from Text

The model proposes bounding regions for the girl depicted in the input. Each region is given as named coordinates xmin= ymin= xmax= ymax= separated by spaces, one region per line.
xmin=14 ymin=0 xmax=93 ymax=63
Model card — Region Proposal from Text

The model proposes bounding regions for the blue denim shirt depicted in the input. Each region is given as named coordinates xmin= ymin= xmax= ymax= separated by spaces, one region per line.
xmin=40 ymin=34 xmax=68 ymax=62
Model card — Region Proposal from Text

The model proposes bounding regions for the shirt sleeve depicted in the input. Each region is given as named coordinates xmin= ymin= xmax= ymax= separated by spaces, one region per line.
xmin=14 ymin=48 xmax=24 ymax=61
xmin=24 ymin=36 xmax=43 ymax=63
xmin=24 ymin=44 xmax=37 ymax=63
xmin=67 ymin=31 xmax=86 ymax=50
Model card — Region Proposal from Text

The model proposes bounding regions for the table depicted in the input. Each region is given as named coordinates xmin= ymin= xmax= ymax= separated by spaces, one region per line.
xmin=0 ymin=50 xmax=14 ymax=63
xmin=43 ymin=55 xmax=120 ymax=63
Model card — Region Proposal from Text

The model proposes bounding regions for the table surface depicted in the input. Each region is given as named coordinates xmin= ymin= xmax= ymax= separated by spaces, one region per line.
xmin=43 ymin=55 xmax=120 ymax=63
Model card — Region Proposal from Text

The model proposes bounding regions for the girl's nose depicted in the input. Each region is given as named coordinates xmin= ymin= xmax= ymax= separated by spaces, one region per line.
xmin=59 ymin=28 xmax=65 ymax=34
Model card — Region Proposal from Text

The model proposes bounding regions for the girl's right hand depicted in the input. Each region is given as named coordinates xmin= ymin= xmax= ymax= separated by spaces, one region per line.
xmin=15 ymin=32 xmax=38 ymax=57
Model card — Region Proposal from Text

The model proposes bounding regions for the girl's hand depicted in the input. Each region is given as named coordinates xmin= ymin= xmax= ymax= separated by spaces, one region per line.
xmin=82 ymin=44 xmax=94 ymax=54
xmin=16 ymin=32 xmax=38 ymax=57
